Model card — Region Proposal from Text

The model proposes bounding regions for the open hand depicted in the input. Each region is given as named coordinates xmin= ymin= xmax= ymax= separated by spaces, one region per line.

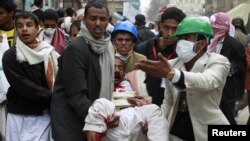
xmin=135 ymin=53 xmax=173 ymax=78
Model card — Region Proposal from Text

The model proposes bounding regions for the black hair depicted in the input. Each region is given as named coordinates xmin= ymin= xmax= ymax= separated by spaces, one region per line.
xmin=70 ymin=20 xmax=81 ymax=31
xmin=196 ymin=34 xmax=206 ymax=41
xmin=65 ymin=7 xmax=76 ymax=17
xmin=57 ymin=8 xmax=65 ymax=18
xmin=34 ymin=0 xmax=43 ymax=7
xmin=0 ymin=0 xmax=17 ymax=12
xmin=15 ymin=11 xmax=39 ymax=27
xmin=135 ymin=14 xmax=146 ymax=26
xmin=84 ymin=0 xmax=109 ymax=18
xmin=43 ymin=9 xmax=59 ymax=23
xmin=32 ymin=9 xmax=44 ymax=21
xmin=232 ymin=17 xmax=247 ymax=35
xmin=161 ymin=7 xmax=186 ymax=23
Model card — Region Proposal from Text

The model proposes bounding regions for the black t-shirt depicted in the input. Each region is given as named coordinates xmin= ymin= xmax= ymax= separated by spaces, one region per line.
xmin=137 ymin=38 xmax=177 ymax=106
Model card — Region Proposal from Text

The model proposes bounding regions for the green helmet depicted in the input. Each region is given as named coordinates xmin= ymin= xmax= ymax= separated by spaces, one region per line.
xmin=171 ymin=17 xmax=213 ymax=40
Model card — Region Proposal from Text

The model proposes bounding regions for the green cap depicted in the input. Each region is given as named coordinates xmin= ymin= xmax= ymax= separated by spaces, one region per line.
xmin=171 ymin=16 xmax=213 ymax=40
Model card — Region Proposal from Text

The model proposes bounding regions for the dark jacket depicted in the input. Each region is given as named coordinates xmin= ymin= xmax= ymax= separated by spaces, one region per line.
xmin=221 ymin=33 xmax=246 ymax=102
xmin=136 ymin=25 xmax=155 ymax=45
xmin=51 ymin=36 xmax=101 ymax=141
xmin=136 ymin=37 xmax=177 ymax=106
xmin=2 ymin=47 xmax=51 ymax=115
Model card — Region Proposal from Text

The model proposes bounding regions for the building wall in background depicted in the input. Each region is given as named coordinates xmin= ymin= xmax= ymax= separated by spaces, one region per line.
xmin=204 ymin=0 xmax=249 ymax=16
xmin=14 ymin=0 xmax=55 ymax=11
xmin=170 ymin=0 xmax=205 ymax=16
xmin=14 ymin=0 xmax=127 ymax=14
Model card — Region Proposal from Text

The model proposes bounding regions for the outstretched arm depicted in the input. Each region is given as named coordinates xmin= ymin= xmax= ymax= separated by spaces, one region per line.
xmin=135 ymin=53 xmax=173 ymax=78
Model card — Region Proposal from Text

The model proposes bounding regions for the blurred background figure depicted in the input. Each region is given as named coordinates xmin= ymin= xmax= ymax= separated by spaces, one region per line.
xmin=69 ymin=19 xmax=81 ymax=41
xmin=232 ymin=17 xmax=248 ymax=46
xmin=38 ymin=9 xmax=69 ymax=55
xmin=76 ymin=8 xmax=85 ymax=20
xmin=0 ymin=0 xmax=17 ymax=48
xmin=30 ymin=0 xmax=43 ymax=12
xmin=231 ymin=17 xmax=249 ymax=116
xmin=148 ymin=22 xmax=155 ymax=30
xmin=61 ymin=7 xmax=77 ymax=34
xmin=57 ymin=8 xmax=66 ymax=28
xmin=106 ymin=17 xmax=114 ymax=34
xmin=134 ymin=14 xmax=155 ymax=45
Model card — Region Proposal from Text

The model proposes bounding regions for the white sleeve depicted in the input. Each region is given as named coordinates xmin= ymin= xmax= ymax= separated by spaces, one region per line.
xmin=83 ymin=98 xmax=116 ymax=133
xmin=171 ymin=69 xmax=181 ymax=83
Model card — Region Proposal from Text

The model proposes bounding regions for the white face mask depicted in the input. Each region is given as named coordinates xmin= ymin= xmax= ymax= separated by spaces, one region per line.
xmin=176 ymin=40 xmax=200 ymax=63
xmin=44 ymin=28 xmax=56 ymax=36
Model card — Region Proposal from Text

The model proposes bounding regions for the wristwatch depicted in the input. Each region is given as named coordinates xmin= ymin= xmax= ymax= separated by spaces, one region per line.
xmin=166 ymin=69 xmax=175 ymax=80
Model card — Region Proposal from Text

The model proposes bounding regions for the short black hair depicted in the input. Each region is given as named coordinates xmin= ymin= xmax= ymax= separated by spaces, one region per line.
xmin=232 ymin=17 xmax=247 ymax=34
xmin=161 ymin=7 xmax=186 ymax=23
xmin=0 ymin=0 xmax=17 ymax=12
xmin=43 ymin=9 xmax=59 ymax=23
xmin=57 ymin=8 xmax=65 ymax=18
xmin=84 ymin=0 xmax=109 ymax=18
xmin=32 ymin=9 xmax=44 ymax=21
xmin=65 ymin=7 xmax=76 ymax=17
xmin=135 ymin=14 xmax=146 ymax=25
xmin=15 ymin=11 xmax=39 ymax=27
xmin=34 ymin=0 xmax=43 ymax=7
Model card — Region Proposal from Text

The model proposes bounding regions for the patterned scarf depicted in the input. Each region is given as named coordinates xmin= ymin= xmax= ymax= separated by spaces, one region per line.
xmin=208 ymin=12 xmax=235 ymax=53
